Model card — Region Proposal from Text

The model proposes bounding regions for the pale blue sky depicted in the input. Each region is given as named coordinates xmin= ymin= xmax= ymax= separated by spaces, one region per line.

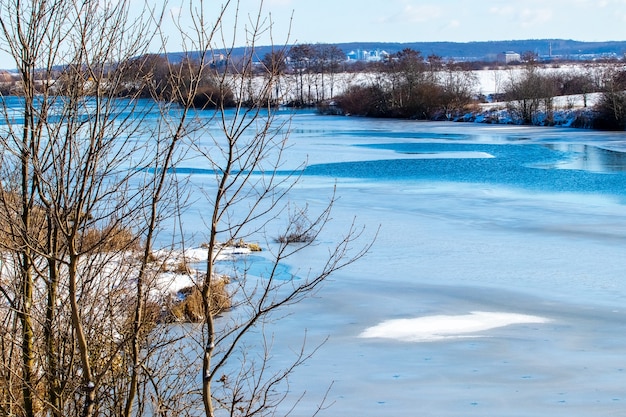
xmin=1 ymin=0 xmax=624 ymax=67
xmin=188 ymin=0 xmax=626 ymax=46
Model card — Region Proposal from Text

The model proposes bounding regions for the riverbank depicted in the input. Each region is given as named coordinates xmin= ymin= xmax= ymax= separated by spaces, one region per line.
xmin=458 ymin=92 xmax=601 ymax=128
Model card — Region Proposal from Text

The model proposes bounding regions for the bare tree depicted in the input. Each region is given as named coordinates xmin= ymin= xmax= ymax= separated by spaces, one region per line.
xmin=594 ymin=64 xmax=626 ymax=130
xmin=381 ymin=48 xmax=445 ymax=118
xmin=439 ymin=63 xmax=478 ymax=119
xmin=0 ymin=2 xmax=372 ymax=417
xmin=163 ymin=5 xmax=373 ymax=416
xmin=289 ymin=43 xmax=316 ymax=106
xmin=261 ymin=50 xmax=288 ymax=105
xmin=314 ymin=44 xmax=346 ymax=101
xmin=0 ymin=1 xmax=188 ymax=416
xmin=504 ymin=64 xmax=560 ymax=125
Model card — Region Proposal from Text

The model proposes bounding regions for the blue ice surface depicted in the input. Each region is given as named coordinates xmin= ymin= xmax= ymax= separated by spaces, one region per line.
xmin=303 ymin=142 xmax=626 ymax=198
xmin=215 ymin=254 xmax=296 ymax=281
xmin=166 ymin=112 xmax=626 ymax=417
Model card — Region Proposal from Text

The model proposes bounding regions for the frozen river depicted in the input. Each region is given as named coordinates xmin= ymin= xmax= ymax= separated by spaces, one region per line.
xmin=183 ymin=110 xmax=626 ymax=416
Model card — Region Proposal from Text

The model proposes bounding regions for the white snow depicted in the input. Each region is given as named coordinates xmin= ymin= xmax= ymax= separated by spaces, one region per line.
xmin=359 ymin=311 xmax=550 ymax=342
xmin=242 ymin=63 xmax=610 ymax=112
xmin=400 ymin=151 xmax=494 ymax=159
xmin=151 ymin=245 xmax=252 ymax=297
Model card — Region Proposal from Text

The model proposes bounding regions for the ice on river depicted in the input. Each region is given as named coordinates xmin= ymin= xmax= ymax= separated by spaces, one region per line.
xmin=177 ymin=112 xmax=626 ymax=416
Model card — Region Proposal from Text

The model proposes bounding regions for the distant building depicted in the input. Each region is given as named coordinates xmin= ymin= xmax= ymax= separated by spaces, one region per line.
xmin=497 ymin=51 xmax=521 ymax=64
xmin=346 ymin=49 xmax=389 ymax=62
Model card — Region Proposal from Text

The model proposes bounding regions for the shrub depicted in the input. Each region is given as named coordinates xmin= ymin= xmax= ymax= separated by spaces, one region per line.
xmin=593 ymin=91 xmax=626 ymax=130
xmin=276 ymin=230 xmax=314 ymax=244
xmin=189 ymin=83 xmax=235 ymax=109
xmin=276 ymin=208 xmax=315 ymax=244
xmin=168 ymin=277 xmax=231 ymax=322
xmin=392 ymin=80 xmax=445 ymax=119
xmin=335 ymin=84 xmax=391 ymax=117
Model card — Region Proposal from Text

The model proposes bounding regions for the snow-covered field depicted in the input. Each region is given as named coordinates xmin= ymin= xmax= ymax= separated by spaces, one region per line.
xmin=243 ymin=63 xmax=607 ymax=110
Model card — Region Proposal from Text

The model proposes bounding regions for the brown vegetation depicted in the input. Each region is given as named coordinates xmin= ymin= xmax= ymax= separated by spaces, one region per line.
xmin=168 ymin=278 xmax=231 ymax=322
xmin=79 ymin=223 xmax=141 ymax=253
xmin=334 ymin=49 xmax=477 ymax=120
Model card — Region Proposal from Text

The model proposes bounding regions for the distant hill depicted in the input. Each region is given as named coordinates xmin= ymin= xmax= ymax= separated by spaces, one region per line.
xmin=327 ymin=39 xmax=626 ymax=60
xmin=170 ymin=39 xmax=626 ymax=62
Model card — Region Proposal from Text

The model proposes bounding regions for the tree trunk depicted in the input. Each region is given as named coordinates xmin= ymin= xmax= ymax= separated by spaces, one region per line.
xmin=69 ymin=253 xmax=96 ymax=417
xmin=19 ymin=260 xmax=35 ymax=417
xmin=202 ymin=239 xmax=217 ymax=417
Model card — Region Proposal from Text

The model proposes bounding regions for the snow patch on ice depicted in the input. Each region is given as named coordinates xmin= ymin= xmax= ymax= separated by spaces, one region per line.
xmin=359 ymin=311 xmax=550 ymax=342
xmin=403 ymin=151 xmax=494 ymax=159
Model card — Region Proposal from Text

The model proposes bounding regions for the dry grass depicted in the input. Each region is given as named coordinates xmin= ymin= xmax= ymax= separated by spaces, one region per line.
xmin=168 ymin=276 xmax=231 ymax=322
xmin=172 ymin=261 xmax=192 ymax=274
xmin=0 ymin=189 xmax=141 ymax=255
xmin=202 ymin=238 xmax=263 ymax=251
xmin=80 ymin=223 xmax=141 ymax=253
xmin=247 ymin=242 xmax=262 ymax=251
xmin=0 ymin=190 xmax=48 ymax=250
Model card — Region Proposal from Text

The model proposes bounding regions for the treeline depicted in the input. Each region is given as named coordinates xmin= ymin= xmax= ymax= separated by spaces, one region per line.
xmin=115 ymin=43 xmax=347 ymax=107
xmin=2 ymin=43 xmax=626 ymax=130
xmin=330 ymin=48 xmax=477 ymax=119
xmin=494 ymin=59 xmax=626 ymax=129
xmin=0 ymin=43 xmax=348 ymax=109
xmin=327 ymin=48 xmax=626 ymax=130
xmin=0 ymin=56 xmax=237 ymax=108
